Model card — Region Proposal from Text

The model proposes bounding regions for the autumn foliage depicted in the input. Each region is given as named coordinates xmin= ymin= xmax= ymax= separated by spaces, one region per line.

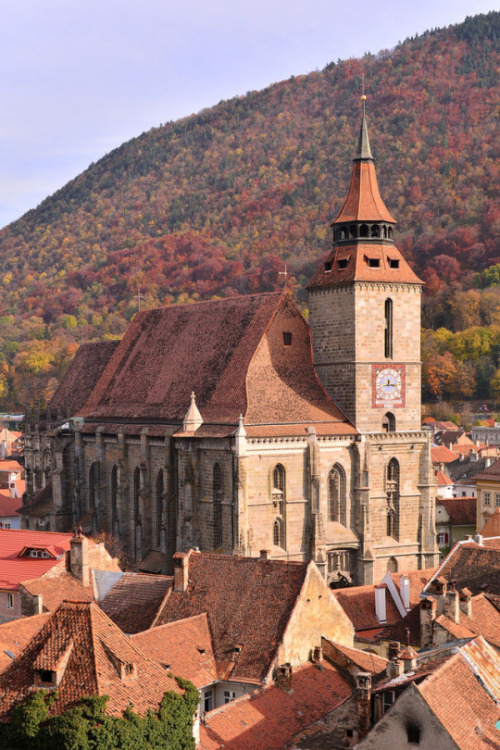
xmin=0 ymin=12 xmax=498 ymax=409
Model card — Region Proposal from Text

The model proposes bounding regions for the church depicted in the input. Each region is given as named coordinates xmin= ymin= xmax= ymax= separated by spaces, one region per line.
xmin=22 ymin=103 xmax=438 ymax=585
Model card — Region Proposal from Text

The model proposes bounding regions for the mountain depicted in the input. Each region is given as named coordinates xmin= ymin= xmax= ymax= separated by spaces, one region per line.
xmin=0 ymin=11 xmax=498 ymax=410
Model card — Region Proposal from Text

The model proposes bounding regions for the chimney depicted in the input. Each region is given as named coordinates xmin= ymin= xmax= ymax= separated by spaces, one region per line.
xmin=312 ymin=646 xmax=323 ymax=666
xmin=375 ymin=585 xmax=387 ymax=623
xmin=356 ymin=672 xmax=372 ymax=739
xmin=443 ymin=586 xmax=460 ymax=624
xmin=474 ymin=533 xmax=484 ymax=546
xmin=259 ymin=550 xmax=270 ymax=561
xmin=388 ymin=641 xmax=400 ymax=661
xmin=386 ymin=658 xmax=403 ymax=679
xmin=400 ymin=574 xmax=411 ymax=611
xmin=173 ymin=553 xmax=189 ymax=593
xmin=275 ymin=663 xmax=293 ymax=691
xmin=459 ymin=588 xmax=472 ymax=618
xmin=420 ymin=597 xmax=436 ymax=648
xmin=70 ymin=534 xmax=89 ymax=587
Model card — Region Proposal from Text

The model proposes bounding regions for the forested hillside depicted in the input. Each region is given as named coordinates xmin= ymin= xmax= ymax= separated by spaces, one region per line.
xmin=0 ymin=12 xmax=498 ymax=411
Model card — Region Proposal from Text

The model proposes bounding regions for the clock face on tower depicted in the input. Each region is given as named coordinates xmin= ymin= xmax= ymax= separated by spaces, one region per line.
xmin=372 ymin=365 xmax=405 ymax=408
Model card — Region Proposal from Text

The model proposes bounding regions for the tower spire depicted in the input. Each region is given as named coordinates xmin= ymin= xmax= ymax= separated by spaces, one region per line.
xmin=355 ymin=92 xmax=373 ymax=162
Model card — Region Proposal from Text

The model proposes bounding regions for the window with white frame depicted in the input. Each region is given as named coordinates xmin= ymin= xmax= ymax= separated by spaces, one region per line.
xmin=496 ymin=494 xmax=500 ymax=507
xmin=203 ymin=690 xmax=213 ymax=713
xmin=484 ymin=492 xmax=491 ymax=506
xmin=224 ymin=690 xmax=236 ymax=704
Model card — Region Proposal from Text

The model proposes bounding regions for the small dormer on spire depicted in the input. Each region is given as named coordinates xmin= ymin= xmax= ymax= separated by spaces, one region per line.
xmin=183 ymin=391 xmax=203 ymax=433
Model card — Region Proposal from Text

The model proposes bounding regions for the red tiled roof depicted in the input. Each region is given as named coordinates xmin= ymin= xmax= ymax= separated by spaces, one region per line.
xmin=323 ymin=639 xmax=387 ymax=675
xmin=436 ymin=497 xmax=476 ymax=526
xmin=130 ymin=613 xmax=218 ymax=688
xmin=156 ymin=552 xmax=310 ymax=682
xmin=0 ymin=530 xmax=73 ymax=592
xmin=434 ymin=469 xmax=452 ymax=485
xmin=49 ymin=340 xmax=119 ymax=416
xmin=418 ymin=638 xmax=500 ymax=750
xmin=199 ymin=661 xmax=351 ymax=750
xmin=0 ymin=614 xmax=49 ymax=673
xmin=474 ymin=457 xmax=500 ymax=481
xmin=20 ymin=565 xmax=94 ymax=612
xmin=334 ymin=158 xmax=396 ymax=224
xmin=0 ymin=494 xmax=21 ymax=519
xmin=100 ymin=572 xmax=172 ymax=633
xmin=0 ymin=460 xmax=23 ymax=474
xmin=78 ymin=294 xmax=353 ymax=430
xmin=435 ymin=594 xmax=500 ymax=649
xmin=0 ymin=601 xmax=182 ymax=721
xmin=380 ymin=603 xmax=422 ymax=646
xmin=425 ymin=539 xmax=500 ymax=596
xmin=431 ymin=445 xmax=458 ymax=465
xmin=307 ymin=243 xmax=421 ymax=289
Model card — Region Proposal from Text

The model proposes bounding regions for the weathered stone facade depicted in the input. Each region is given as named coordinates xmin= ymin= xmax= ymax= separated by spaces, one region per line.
xmin=21 ymin=108 xmax=438 ymax=582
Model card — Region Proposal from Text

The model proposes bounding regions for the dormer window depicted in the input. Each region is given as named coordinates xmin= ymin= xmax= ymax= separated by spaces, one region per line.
xmin=337 ymin=258 xmax=348 ymax=269
xmin=389 ymin=259 xmax=400 ymax=269
xmin=368 ymin=258 xmax=380 ymax=268
xmin=324 ymin=261 xmax=332 ymax=272
xmin=22 ymin=548 xmax=52 ymax=559
xmin=35 ymin=669 xmax=57 ymax=686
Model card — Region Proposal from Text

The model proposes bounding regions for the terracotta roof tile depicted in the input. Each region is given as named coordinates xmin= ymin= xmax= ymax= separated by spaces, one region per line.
xmin=431 ymin=445 xmax=458 ymax=464
xmin=418 ymin=638 xmax=500 ymax=750
xmin=0 ymin=601 xmax=181 ymax=721
xmin=49 ymin=340 xmax=119 ymax=417
xmin=100 ymin=572 xmax=172 ymax=633
xmin=0 ymin=614 xmax=49 ymax=673
xmin=436 ymin=594 xmax=500 ymax=649
xmin=20 ymin=566 xmax=94 ymax=612
xmin=0 ymin=529 xmax=73 ymax=592
xmin=333 ymin=584 xmax=399 ymax=631
xmin=0 ymin=494 xmax=21 ymax=519
xmin=199 ymin=661 xmax=351 ymax=750
xmin=333 ymin=159 xmax=396 ymax=224
xmin=474 ymin=457 xmax=500 ymax=481
xmin=380 ymin=604 xmax=422 ymax=646
xmin=323 ymin=639 xmax=387 ymax=675
xmin=424 ymin=539 xmax=500 ymax=596
xmin=130 ymin=613 xmax=218 ymax=688
xmin=434 ymin=469 xmax=452 ymax=485
xmin=307 ymin=242 xmax=421 ymax=289
xmin=436 ymin=497 xmax=476 ymax=526
xmin=482 ymin=508 xmax=500 ymax=538
xmin=156 ymin=552 xmax=309 ymax=682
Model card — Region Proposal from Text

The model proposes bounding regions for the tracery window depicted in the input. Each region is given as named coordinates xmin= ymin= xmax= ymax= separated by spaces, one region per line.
xmin=386 ymin=459 xmax=400 ymax=540
xmin=213 ymin=463 xmax=223 ymax=549
xmin=111 ymin=465 xmax=118 ymax=532
xmin=156 ymin=469 xmax=164 ymax=546
xmin=328 ymin=464 xmax=346 ymax=523
xmin=272 ymin=465 xmax=286 ymax=549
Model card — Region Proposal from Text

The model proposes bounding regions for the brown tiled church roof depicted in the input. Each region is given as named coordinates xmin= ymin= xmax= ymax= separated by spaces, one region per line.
xmin=424 ymin=538 xmax=500 ymax=596
xmin=49 ymin=340 xmax=119 ymax=416
xmin=78 ymin=293 xmax=354 ymax=432
xmin=156 ymin=551 xmax=310 ymax=683
xmin=0 ymin=600 xmax=181 ymax=721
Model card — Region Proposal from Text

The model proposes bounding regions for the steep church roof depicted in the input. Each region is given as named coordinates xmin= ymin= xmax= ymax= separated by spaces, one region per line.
xmin=77 ymin=292 xmax=355 ymax=432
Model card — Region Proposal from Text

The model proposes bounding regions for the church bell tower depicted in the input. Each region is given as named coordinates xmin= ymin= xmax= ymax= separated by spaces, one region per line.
xmin=308 ymin=98 xmax=423 ymax=433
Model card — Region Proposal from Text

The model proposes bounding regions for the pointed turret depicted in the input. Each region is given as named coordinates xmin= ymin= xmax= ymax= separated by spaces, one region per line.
xmin=308 ymin=96 xmax=421 ymax=290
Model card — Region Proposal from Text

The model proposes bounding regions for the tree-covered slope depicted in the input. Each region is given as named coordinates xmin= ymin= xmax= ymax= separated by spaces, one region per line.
xmin=0 ymin=12 xmax=498 ymax=409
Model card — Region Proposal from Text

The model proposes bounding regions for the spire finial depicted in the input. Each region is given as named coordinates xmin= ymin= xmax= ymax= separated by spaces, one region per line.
xmin=355 ymin=77 xmax=373 ymax=162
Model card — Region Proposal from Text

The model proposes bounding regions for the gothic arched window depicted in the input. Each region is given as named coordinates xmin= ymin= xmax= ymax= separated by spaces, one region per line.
xmin=111 ymin=465 xmax=118 ymax=532
xmin=273 ymin=518 xmax=285 ymax=549
xmin=133 ymin=467 xmax=141 ymax=526
xmin=386 ymin=459 xmax=400 ymax=540
xmin=384 ymin=298 xmax=393 ymax=359
xmin=156 ymin=470 xmax=164 ymax=546
xmin=328 ymin=464 xmax=346 ymax=523
xmin=89 ymin=462 xmax=99 ymax=510
xmin=213 ymin=463 xmax=223 ymax=550
xmin=272 ymin=465 xmax=286 ymax=549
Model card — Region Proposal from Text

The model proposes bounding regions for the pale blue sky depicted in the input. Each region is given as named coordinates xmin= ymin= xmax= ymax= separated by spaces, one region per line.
xmin=0 ymin=0 xmax=497 ymax=229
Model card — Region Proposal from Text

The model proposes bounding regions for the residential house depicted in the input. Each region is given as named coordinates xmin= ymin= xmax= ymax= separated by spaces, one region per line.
xmin=474 ymin=457 xmax=500 ymax=532
xmin=435 ymin=497 xmax=476 ymax=552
